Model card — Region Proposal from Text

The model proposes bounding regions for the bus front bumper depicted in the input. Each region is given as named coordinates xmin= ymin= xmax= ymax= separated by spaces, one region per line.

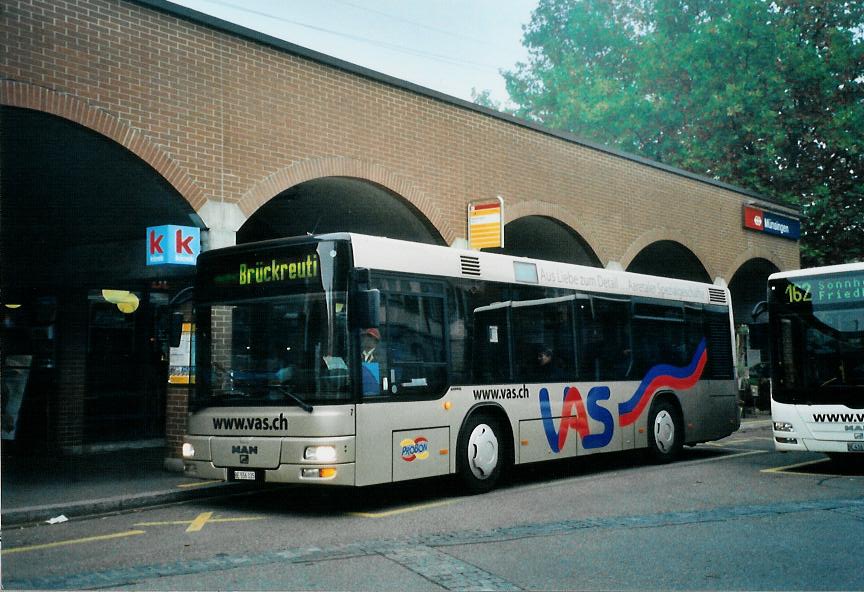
xmin=182 ymin=434 xmax=356 ymax=486
xmin=184 ymin=459 xmax=356 ymax=486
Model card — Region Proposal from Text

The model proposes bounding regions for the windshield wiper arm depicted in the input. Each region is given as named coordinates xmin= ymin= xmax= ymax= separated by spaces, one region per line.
xmin=273 ymin=386 xmax=313 ymax=413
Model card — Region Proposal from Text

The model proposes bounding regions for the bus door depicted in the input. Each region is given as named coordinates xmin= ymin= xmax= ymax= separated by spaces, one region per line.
xmin=354 ymin=275 xmax=452 ymax=485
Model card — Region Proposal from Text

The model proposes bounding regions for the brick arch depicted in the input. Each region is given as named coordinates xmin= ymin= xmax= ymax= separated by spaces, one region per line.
xmin=725 ymin=247 xmax=791 ymax=283
xmin=621 ymin=228 xmax=717 ymax=281
xmin=506 ymin=200 xmax=610 ymax=265
xmin=238 ymin=157 xmax=455 ymax=244
xmin=1 ymin=80 xmax=206 ymax=210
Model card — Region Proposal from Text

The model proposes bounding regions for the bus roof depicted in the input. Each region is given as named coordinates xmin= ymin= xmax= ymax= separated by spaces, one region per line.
xmin=335 ymin=233 xmax=729 ymax=307
xmin=197 ymin=232 xmax=730 ymax=306
xmin=769 ymin=262 xmax=864 ymax=281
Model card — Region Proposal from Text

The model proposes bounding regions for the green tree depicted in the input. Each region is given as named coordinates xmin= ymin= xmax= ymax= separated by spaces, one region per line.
xmin=503 ymin=0 xmax=864 ymax=265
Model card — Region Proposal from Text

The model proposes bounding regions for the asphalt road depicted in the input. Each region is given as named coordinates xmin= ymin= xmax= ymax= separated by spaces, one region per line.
xmin=3 ymin=424 xmax=863 ymax=591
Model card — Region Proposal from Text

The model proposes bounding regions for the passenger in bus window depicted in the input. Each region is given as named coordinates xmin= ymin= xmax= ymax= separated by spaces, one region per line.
xmin=361 ymin=328 xmax=380 ymax=362
xmin=535 ymin=346 xmax=565 ymax=381
xmin=361 ymin=328 xmax=384 ymax=395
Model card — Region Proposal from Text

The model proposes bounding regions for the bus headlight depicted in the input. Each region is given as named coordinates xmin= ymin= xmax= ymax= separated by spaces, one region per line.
xmin=304 ymin=445 xmax=337 ymax=462
xmin=773 ymin=422 xmax=794 ymax=432
xmin=182 ymin=442 xmax=195 ymax=458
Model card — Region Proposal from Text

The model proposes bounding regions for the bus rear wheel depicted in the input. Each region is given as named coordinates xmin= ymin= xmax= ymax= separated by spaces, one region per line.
xmin=457 ymin=413 xmax=505 ymax=494
xmin=646 ymin=398 xmax=683 ymax=463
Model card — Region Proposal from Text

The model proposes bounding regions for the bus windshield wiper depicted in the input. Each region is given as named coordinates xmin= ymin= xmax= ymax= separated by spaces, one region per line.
xmin=272 ymin=385 xmax=313 ymax=413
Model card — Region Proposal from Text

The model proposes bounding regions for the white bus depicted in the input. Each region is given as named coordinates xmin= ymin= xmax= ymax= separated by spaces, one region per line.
xmin=767 ymin=263 xmax=864 ymax=461
xmin=182 ymin=233 xmax=739 ymax=493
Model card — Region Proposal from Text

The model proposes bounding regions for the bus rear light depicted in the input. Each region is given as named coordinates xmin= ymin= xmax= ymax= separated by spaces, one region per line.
xmin=773 ymin=422 xmax=795 ymax=432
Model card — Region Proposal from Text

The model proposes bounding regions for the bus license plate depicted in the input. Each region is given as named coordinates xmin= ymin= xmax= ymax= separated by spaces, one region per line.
xmin=847 ymin=442 xmax=864 ymax=452
xmin=232 ymin=470 xmax=258 ymax=480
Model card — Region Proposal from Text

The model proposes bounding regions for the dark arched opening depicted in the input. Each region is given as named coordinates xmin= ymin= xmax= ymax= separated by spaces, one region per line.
xmin=238 ymin=177 xmax=444 ymax=245
xmin=1 ymin=106 xmax=203 ymax=449
xmin=627 ymin=241 xmax=710 ymax=283
xmin=729 ymin=258 xmax=781 ymax=412
xmin=503 ymin=216 xmax=601 ymax=267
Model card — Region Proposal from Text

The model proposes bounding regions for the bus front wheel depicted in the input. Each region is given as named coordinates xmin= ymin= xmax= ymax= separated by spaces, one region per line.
xmin=457 ymin=413 xmax=504 ymax=494
xmin=646 ymin=398 xmax=683 ymax=463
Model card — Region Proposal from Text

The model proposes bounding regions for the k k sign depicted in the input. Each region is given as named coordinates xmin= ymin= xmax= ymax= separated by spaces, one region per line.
xmin=147 ymin=225 xmax=201 ymax=266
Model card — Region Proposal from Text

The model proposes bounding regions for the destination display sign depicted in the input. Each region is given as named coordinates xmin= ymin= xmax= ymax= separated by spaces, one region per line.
xmin=237 ymin=254 xmax=319 ymax=286
xmin=775 ymin=272 xmax=864 ymax=306
xmin=197 ymin=245 xmax=325 ymax=302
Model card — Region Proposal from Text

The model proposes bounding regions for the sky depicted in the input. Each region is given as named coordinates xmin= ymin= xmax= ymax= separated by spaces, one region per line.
xmin=167 ymin=0 xmax=538 ymax=107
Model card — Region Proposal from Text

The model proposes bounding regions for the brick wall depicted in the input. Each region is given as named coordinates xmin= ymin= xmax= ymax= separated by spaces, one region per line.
xmin=0 ymin=0 xmax=799 ymax=277
xmin=54 ymin=295 xmax=88 ymax=451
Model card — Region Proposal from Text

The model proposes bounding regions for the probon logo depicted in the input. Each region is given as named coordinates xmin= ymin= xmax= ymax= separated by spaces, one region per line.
xmin=539 ymin=338 xmax=708 ymax=452
xmin=400 ymin=437 xmax=429 ymax=462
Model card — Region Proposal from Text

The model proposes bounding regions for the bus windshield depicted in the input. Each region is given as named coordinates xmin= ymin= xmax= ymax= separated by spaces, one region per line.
xmin=191 ymin=241 xmax=351 ymax=410
xmin=769 ymin=271 xmax=864 ymax=407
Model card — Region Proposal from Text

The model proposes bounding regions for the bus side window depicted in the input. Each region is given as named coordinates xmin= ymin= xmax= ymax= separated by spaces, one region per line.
xmin=581 ymin=296 xmax=631 ymax=381
xmin=631 ymin=300 xmax=686 ymax=375
xmin=510 ymin=296 xmax=575 ymax=383
xmin=472 ymin=305 xmax=511 ymax=384
xmin=377 ymin=279 xmax=449 ymax=398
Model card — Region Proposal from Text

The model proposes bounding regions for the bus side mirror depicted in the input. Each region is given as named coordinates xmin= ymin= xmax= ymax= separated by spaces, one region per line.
xmin=169 ymin=312 xmax=185 ymax=348
xmin=354 ymin=289 xmax=381 ymax=329
xmin=751 ymin=301 xmax=768 ymax=322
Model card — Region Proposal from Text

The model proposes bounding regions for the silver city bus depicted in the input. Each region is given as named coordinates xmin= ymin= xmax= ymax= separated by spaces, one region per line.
xmin=182 ymin=233 xmax=739 ymax=493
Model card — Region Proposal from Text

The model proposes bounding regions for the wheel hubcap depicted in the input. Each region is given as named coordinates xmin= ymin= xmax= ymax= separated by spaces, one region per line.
xmin=467 ymin=423 xmax=498 ymax=480
xmin=654 ymin=410 xmax=676 ymax=453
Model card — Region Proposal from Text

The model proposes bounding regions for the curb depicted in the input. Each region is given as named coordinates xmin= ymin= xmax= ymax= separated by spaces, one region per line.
xmin=1 ymin=482 xmax=263 ymax=527
xmin=737 ymin=419 xmax=773 ymax=432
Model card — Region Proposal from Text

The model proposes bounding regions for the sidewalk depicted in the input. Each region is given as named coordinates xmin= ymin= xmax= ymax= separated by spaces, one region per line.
xmin=1 ymin=416 xmax=773 ymax=527
xmin=0 ymin=444 xmax=259 ymax=527
xmin=737 ymin=408 xmax=773 ymax=432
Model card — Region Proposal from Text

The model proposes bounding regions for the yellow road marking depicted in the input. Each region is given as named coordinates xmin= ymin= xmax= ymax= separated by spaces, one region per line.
xmin=350 ymin=499 xmax=455 ymax=519
xmin=1 ymin=530 xmax=146 ymax=555
xmin=185 ymin=511 xmax=214 ymax=532
xmin=176 ymin=480 xmax=222 ymax=489
xmin=683 ymin=450 xmax=766 ymax=465
xmin=133 ymin=516 xmax=263 ymax=529
xmin=761 ymin=458 xmax=833 ymax=475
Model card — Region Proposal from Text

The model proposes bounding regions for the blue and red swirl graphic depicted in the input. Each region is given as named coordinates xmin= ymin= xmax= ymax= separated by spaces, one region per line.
xmin=617 ymin=338 xmax=707 ymax=426
xmin=540 ymin=338 xmax=708 ymax=451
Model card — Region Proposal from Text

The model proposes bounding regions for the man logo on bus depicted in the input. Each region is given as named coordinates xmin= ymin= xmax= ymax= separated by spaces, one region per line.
xmin=540 ymin=338 xmax=707 ymax=452
xmin=400 ymin=437 xmax=430 ymax=462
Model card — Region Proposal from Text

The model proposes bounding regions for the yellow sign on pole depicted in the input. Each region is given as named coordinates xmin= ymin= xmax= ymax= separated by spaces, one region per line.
xmin=468 ymin=196 xmax=504 ymax=250
xmin=169 ymin=322 xmax=195 ymax=384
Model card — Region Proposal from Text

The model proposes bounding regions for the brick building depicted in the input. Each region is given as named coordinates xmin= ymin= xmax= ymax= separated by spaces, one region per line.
xmin=1 ymin=0 xmax=799 ymax=457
